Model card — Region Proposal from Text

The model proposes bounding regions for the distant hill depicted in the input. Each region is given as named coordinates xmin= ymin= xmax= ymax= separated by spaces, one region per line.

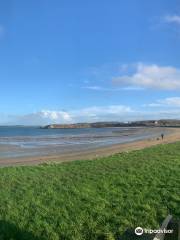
xmin=41 ymin=119 xmax=180 ymax=129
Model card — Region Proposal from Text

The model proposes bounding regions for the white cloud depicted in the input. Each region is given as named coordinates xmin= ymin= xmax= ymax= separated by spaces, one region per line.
xmin=164 ymin=15 xmax=180 ymax=25
xmin=75 ymin=105 xmax=132 ymax=115
xmin=146 ymin=97 xmax=180 ymax=107
xmin=113 ymin=63 xmax=180 ymax=90
xmin=82 ymin=86 xmax=106 ymax=91
xmin=13 ymin=110 xmax=72 ymax=125
xmin=40 ymin=110 xmax=72 ymax=121
xmin=83 ymin=85 xmax=144 ymax=91
xmin=120 ymin=86 xmax=145 ymax=91
xmin=69 ymin=105 xmax=134 ymax=122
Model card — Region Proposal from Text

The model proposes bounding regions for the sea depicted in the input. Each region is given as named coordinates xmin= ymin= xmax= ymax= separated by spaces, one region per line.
xmin=0 ymin=126 xmax=169 ymax=159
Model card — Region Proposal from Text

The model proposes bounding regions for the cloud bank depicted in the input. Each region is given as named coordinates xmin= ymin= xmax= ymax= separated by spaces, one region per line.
xmin=2 ymin=102 xmax=180 ymax=125
xmin=113 ymin=63 xmax=180 ymax=90
xmin=147 ymin=97 xmax=180 ymax=107
xmin=3 ymin=105 xmax=134 ymax=125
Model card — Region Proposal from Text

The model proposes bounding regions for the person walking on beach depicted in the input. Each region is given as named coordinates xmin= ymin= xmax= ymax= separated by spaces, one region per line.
xmin=161 ymin=133 xmax=164 ymax=140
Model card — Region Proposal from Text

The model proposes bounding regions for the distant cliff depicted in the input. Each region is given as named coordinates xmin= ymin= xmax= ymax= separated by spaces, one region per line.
xmin=41 ymin=119 xmax=180 ymax=129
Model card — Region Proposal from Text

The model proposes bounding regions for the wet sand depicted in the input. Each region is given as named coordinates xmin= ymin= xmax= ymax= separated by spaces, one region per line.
xmin=0 ymin=127 xmax=180 ymax=167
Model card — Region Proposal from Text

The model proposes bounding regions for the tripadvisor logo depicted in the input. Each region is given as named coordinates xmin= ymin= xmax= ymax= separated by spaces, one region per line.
xmin=135 ymin=227 xmax=143 ymax=235
xmin=135 ymin=226 xmax=173 ymax=235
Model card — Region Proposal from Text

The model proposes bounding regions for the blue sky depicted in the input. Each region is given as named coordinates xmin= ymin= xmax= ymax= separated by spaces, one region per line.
xmin=0 ymin=0 xmax=180 ymax=124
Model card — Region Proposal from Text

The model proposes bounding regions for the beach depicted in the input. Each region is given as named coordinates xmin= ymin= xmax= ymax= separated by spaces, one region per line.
xmin=0 ymin=127 xmax=179 ymax=166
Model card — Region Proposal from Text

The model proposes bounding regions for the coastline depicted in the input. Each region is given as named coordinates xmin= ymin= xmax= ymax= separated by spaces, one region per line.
xmin=0 ymin=127 xmax=180 ymax=167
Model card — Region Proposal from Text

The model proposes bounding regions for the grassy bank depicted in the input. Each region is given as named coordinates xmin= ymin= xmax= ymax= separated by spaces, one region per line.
xmin=0 ymin=143 xmax=179 ymax=240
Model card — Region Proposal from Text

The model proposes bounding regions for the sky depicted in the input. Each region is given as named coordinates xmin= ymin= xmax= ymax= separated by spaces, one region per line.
xmin=0 ymin=0 xmax=180 ymax=125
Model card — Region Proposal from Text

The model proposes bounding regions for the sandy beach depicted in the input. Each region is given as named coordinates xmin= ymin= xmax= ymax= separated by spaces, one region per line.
xmin=0 ymin=127 xmax=179 ymax=167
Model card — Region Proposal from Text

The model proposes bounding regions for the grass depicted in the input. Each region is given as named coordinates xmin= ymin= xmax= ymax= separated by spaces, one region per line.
xmin=0 ymin=142 xmax=179 ymax=240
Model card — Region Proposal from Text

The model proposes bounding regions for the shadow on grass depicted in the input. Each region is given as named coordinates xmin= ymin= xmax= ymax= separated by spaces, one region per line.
xmin=97 ymin=229 xmax=154 ymax=240
xmin=0 ymin=220 xmax=43 ymax=240
xmin=119 ymin=228 xmax=154 ymax=240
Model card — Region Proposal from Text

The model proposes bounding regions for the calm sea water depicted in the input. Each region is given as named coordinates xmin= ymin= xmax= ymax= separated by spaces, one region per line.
xmin=0 ymin=126 xmax=168 ymax=159
xmin=0 ymin=126 xmax=135 ymax=137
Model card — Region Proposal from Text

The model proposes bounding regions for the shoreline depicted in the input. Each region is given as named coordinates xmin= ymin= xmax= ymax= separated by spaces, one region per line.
xmin=0 ymin=127 xmax=180 ymax=167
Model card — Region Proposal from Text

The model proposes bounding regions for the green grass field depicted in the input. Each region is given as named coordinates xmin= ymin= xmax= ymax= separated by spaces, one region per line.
xmin=0 ymin=142 xmax=179 ymax=240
